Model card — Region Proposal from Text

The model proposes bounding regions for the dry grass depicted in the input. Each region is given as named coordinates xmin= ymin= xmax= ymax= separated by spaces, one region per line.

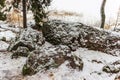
xmin=48 ymin=10 xmax=83 ymax=17
xmin=104 ymin=24 xmax=111 ymax=30
xmin=6 ymin=8 xmax=23 ymax=27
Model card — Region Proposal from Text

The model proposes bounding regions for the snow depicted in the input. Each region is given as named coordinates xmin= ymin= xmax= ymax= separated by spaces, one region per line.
xmin=0 ymin=27 xmax=119 ymax=80
xmin=0 ymin=31 xmax=119 ymax=80
xmin=0 ymin=21 xmax=21 ymax=32
xmin=0 ymin=31 xmax=16 ymax=41
xmin=27 ymin=11 xmax=35 ymax=26
xmin=0 ymin=0 xmax=119 ymax=80
xmin=0 ymin=41 xmax=9 ymax=51
xmin=0 ymin=21 xmax=22 ymax=42
xmin=0 ymin=52 xmax=26 ymax=80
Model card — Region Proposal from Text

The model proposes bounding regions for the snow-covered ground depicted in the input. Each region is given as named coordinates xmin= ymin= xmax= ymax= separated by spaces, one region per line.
xmin=0 ymin=52 xmax=26 ymax=80
xmin=0 ymin=25 xmax=120 ymax=80
xmin=0 ymin=41 xmax=9 ymax=51
xmin=24 ymin=48 xmax=120 ymax=80
xmin=0 ymin=42 xmax=119 ymax=80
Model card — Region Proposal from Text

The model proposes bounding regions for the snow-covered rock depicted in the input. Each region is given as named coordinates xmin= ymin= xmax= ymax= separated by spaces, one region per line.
xmin=22 ymin=45 xmax=83 ymax=75
xmin=103 ymin=60 xmax=120 ymax=73
xmin=114 ymin=72 xmax=120 ymax=80
xmin=0 ymin=41 xmax=9 ymax=51
xmin=8 ymin=27 xmax=45 ymax=57
xmin=0 ymin=30 xmax=16 ymax=41
xmin=11 ymin=47 xmax=30 ymax=58
xmin=103 ymin=65 xmax=120 ymax=73
xmin=43 ymin=20 xmax=120 ymax=55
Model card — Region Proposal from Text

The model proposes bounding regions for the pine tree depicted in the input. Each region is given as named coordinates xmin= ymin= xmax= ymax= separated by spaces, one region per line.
xmin=0 ymin=0 xmax=6 ymax=20
xmin=29 ymin=0 xmax=51 ymax=29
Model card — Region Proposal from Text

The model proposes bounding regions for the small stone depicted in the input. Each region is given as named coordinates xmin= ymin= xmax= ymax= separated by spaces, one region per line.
xmin=102 ymin=65 xmax=120 ymax=73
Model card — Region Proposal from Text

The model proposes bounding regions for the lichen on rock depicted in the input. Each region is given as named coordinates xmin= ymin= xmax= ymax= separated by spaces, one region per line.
xmin=43 ymin=20 xmax=120 ymax=55
xmin=22 ymin=45 xmax=83 ymax=75
xmin=8 ymin=27 xmax=45 ymax=58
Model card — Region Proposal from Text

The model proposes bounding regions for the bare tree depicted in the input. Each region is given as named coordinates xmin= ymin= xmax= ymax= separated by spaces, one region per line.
xmin=114 ymin=7 xmax=120 ymax=30
xmin=100 ymin=0 xmax=106 ymax=28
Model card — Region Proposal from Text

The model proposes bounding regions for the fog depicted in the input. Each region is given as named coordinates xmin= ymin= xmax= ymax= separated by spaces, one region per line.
xmin=50 ymin=0 xmax=120 ymax=25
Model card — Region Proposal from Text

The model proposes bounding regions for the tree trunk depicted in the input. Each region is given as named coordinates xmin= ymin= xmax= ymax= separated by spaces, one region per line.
xmin=22 ymin=0 xmax=27 ymax=28
xmin=100 ymin=0 xmax=106 ymax=28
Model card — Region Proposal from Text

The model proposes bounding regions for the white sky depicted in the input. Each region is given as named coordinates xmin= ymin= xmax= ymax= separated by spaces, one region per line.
xmin=50 ymin=0 xmax=120 ymax=24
